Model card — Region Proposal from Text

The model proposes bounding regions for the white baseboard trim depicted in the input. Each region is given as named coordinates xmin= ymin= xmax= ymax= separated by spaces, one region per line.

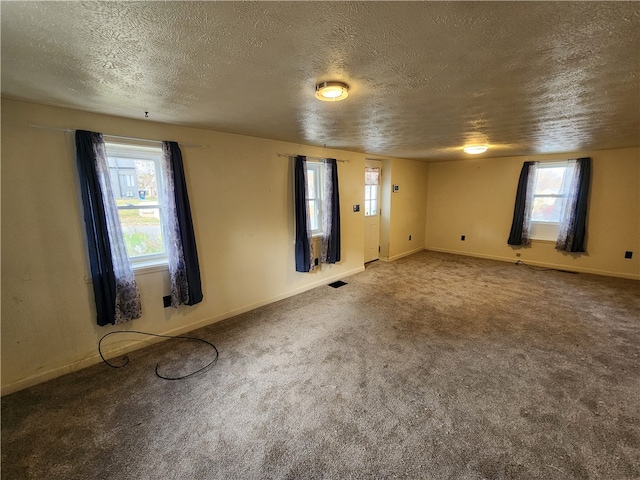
xmin=380 ymin=247 xmax=425 ymax=262
xmin=1 ymin=266 xmax=365 ymax=396
xmin=425 ymin=247 xmax=640 ymax=280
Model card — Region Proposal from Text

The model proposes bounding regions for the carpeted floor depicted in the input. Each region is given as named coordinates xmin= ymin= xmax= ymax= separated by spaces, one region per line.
xmin=2 ymin=251 xmax=639 ymax=479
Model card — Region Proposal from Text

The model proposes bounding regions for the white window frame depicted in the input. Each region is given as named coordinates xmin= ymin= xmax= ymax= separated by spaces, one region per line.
xmin=306 ymin=161 xmax=325 ymax=237
xmin=530 ymin=161 xmax=569 ymax=241
xmin=105 ymin=142 xmax=168 ymax=268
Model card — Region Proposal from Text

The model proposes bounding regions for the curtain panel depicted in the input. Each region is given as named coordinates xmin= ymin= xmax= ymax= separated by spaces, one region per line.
xmin=75 ymin=130 xmax=142 ymax=326
xmin=161 ymin=141 xmax=203 ymax=306
xmin=294 ymin=156 xmax=313 ymax=272
xmin=294 ymin=157 xmax=342 ymax=272
xmin=556 ymin=157 xmax=591 ymax=253
xmin=507 ymin=161 xmax=538 ymax=246
xmin=321 ymin=158 xmax=341 ymax=264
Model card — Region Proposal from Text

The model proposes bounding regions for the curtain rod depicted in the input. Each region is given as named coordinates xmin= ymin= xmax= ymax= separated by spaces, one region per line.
xmin=278 ymin=153 xmax=348 ymax=163
xmin=28 ymin=123 xmax=208 ymax=149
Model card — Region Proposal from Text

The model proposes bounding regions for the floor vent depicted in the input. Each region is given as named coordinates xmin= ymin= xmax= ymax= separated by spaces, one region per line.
xmin=328 ymin=280 xmax=347 ymax=288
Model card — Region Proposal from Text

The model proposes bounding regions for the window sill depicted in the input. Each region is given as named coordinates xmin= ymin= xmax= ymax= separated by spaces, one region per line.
xmin=84 ymin=262 xmax=168 ymax=284
xmin=133 ymin=262 xmax=169 ymax=275
xmin=531 ymin=239 xmax=556 ymax=244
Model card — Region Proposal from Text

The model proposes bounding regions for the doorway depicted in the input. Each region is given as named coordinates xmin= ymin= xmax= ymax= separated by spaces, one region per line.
xmin=364 ymin=160 xmax=381 ymax=263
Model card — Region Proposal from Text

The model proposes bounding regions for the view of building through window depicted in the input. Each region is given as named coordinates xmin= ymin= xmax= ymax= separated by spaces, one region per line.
xmin=105 ymin=143 xmax=166 ymax=262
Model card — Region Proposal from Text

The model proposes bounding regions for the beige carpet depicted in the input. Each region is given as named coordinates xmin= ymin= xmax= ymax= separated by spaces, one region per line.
xmin=2 ymin=251 xmax=639 ymax=479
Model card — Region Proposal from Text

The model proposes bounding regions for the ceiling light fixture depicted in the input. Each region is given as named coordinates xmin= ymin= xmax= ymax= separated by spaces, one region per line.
xmin=463 ymin=145 xmax=489 ymax=154
xmin=315 ymin=81 xmax=349 ymax=102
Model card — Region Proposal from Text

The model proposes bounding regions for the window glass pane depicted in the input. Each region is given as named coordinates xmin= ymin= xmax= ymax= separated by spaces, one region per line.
xmin=531 ymin=196 xmax=563 ymax=223
xmin=531 ymin=164 xmax=567 ymax=223
xmin=308 ymin=200 xmax=318 ymax=231
xmin=120 ymin=212 xmax=164 ymax=257
xmin=107 ymin=145 xmax=166 ymax=261
xmin=114 ymin=158 xmax=164 ymax=256
xmin=364 ymin=167 xmax=380 ymax=217
xmin=535 ymin=167 xmax=565 ymax=194
xmin=134 ymin=159 xmax=158 ymax=200
xmin=306 ymin=164 xmax=323 ymax=233
xmin=365 ymin=168 xmax=380 ymax=185
xmin=307 ymin=170 xmax=316 ymax=199
xmin=112 ymin=159 xmax=158 ymax=203
xmin=365 ymin=185 xmax=378 ymax=217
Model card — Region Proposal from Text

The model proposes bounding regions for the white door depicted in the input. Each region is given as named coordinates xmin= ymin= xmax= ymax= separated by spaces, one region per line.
xmin=364 ymin=160 xmax=381 ymax=263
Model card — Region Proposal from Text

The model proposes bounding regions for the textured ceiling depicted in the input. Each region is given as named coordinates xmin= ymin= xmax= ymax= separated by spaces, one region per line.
xmin=2 ymin=1 xmax=639 ymax=160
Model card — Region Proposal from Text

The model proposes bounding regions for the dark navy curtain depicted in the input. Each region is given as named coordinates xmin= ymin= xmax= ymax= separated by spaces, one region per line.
xmin=507 ymin=161 xmax=537 ymax=246
xmin=556 ymin=157 xmax=591 ymax=253
xmin=163 ymin=141 xmax=203 ymax=305
xmin=76 ymin=130 xmax=117 ymax=326
xmin=325 ymin=158 xmax=341 ymax=264
xmin=294 ymin=156 xmax=311 ymax=272
xmin=77 ymin=130 xmax=143 ymax=326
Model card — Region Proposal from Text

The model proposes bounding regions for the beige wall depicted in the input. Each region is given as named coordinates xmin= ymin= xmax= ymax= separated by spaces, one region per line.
xmin=383 ymin=158 xmax=429 ymax=260
xmin=1 ymin=99 xmax=428 ymax=394
xmin=425 ymin=148 xmax=640 ymax=279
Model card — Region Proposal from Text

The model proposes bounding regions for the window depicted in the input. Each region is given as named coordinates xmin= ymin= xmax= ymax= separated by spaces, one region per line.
xmin=294 ymin=156 xmax=341 ymax=272
xmin=508 ymin=157 xmax=590 ymax=250
xmin=77 ymin=130 xmax=203 ymax=323
xmin=306 ymin=162 xmax=324 ymax=236
xmin=530 ymin=161 xmax=569 ymax=241
xmin=364 ymin=167 xmax=380 ymax=216
xmin=105 ymin=142 xmax=167 ymax=266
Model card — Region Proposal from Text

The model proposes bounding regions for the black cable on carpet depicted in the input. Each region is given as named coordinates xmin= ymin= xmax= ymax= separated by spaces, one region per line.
xmin=98 ymin=330 xmax=218 ymax=380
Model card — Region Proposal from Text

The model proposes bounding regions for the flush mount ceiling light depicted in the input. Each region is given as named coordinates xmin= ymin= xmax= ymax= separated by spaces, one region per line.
xmin=463 ymin=145 xmax=489 ymax=154
xmin=315 ymin=81 xmax=349 ymax=102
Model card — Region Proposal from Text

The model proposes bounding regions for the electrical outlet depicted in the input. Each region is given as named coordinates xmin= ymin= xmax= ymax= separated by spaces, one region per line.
xmin=625 ymin=251 xmax=633 ymax=259
xmin=516 ymin=253 xmax=521 ymax=257
xmin=163 ymin=295 xmax=171 ymax=308
xmin=461 ymin=235 xmax=466 ymax=241
xmin=353 ymin=204 xmax=360 ymax=212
